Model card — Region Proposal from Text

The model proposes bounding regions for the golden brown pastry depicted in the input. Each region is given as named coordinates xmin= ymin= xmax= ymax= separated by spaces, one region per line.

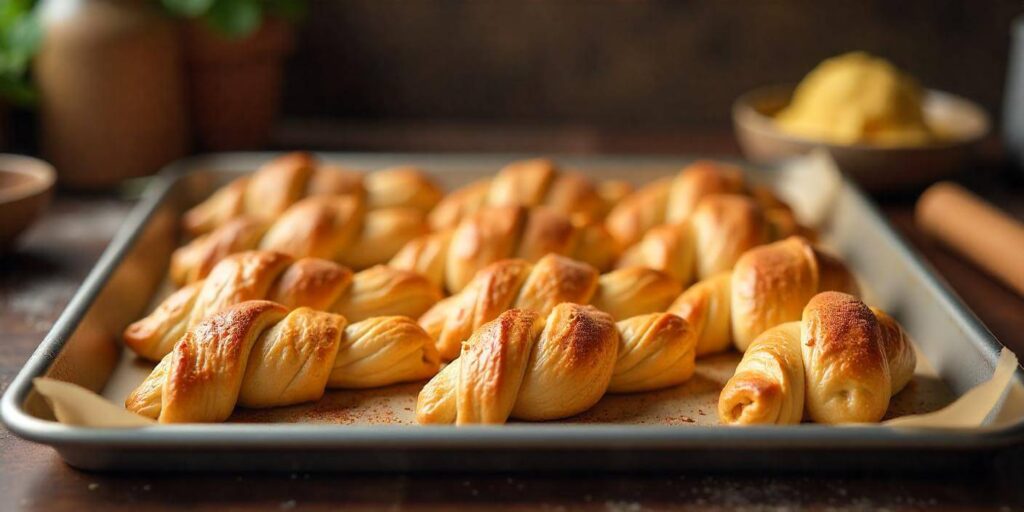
xmin=392 ymin=205 xmax=621 ymax=293
xmin=801 ymin=292 xmax=891 ymax=424
xmin=717 ymin=322 xmax=805 ymax=425
xmin=667 ymin=236 xmax=859 ymax=355
xmin=718 ymin=292 xmax=916 ymax=425
xmin=125 ymin=251 xmax=441 ymax=361
xmin=428 ymin=158 xmax=631 ymax=230
xmin=183 ymin=152 xmax=442 ymax=236
xmin=606 ymin=160 xmax=797 ymax=248
xmin=416 ymin=303 xmax=695 ymax=424
xmin=125 ymin=300 xmax=440 ymax=423
xmin=616 ymin=193 xmax=802 ymax=284
xmin=418 ymin=254 xmax=681 ymax=361
xmin=608 ymin=312 xmax=696 ymax=393
xmin=172 ymin=194 xmax=429 ymax=285
xmin=870 ymin=307 xmax=916 ymax=395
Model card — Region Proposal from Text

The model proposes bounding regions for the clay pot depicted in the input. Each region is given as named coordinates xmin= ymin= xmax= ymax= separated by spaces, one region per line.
xmin=183 ymin=18 xmax=294 ymax=150
xmin=34 ymin=0 xmax=190 ymax=190
xmin=0 ymin=154 xmax=56 ymax=249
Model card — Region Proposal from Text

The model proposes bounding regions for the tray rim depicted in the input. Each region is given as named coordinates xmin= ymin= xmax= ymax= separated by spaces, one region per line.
xmin=3 ymin=151 xmax=1022 ymax=455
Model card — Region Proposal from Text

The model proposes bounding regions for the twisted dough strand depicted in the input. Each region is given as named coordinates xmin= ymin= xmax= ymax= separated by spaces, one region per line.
xmin=391 ymin=205 xmax=620 ymax=293
xmin=418 ymin=253 xmax=682 ymax=361
xmin=416 ymin=303 xmax=696 ymax=424
xmin=126 ymin=300 xmax=440 ymax=423
xmin=428 ymin=158 xmax=631 ymax=230
xmin=667 ymin=236 xmax=858 ymax=356
xmin=617 ymin=193 xmax=804 ymax=285
xmin=183 ymin=152 xmax=442 ymax=236
xmin=718 ymin=292 xmax=916 ymax=425
xmin=125 ymin=251 xmax=440 ymax=361
xmin=606 ymin=160 xmax=797 ymax=248
xmin=173 ymin=194 xmax=429 ymax=285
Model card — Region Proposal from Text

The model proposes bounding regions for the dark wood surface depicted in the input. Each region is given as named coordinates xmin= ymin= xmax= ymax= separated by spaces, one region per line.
xmin=2 ymin=129 xmax=1024 ymax=510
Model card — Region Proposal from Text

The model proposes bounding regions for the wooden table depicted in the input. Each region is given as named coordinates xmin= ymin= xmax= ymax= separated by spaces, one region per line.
xmin=2 ymin=128 xmax=1024 ymax=510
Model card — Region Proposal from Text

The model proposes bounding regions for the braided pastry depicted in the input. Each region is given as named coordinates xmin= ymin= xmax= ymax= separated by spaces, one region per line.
xmin=718 ymin=291 xmax=916 ymax=425
xmin=172 ymin=194 xmax=429 ymax=285
xmin=667 ymin=236 xmax=859 ymax=356
xmin=428 ymin=158 xmax=632 ymax=230
xmin=418 ymin=253 xmax=682 ymax=361
xmin=125 ymin=300 xmax=440 ymax=423
xmin=606 ymin=160 xmax=797 ymax=248
xmin=391 ymin=205 xmax=620 ymax=294
xmin=416 ymin=303 xmax=696 ymax=424
xmin=183 ymin=152 xmax=443 ymax=236
xmin=125 ymin=251 xmax=441 ymax=361
xmin=617 ymin=193 xmax=804 ymax=284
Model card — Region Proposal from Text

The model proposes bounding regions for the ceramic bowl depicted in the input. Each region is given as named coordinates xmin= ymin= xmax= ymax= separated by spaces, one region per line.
xmin=0 ymin=154 xmax=56 ymax=248
xmin=733 ymin=84 xmax=990 ymax=190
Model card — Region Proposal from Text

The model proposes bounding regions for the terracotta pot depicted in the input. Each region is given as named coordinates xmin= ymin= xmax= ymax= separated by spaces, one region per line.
xmin=34 ymin=0 xmax=190 ymax=190
xmin=183 ymin=18 xmax=294 ymax=151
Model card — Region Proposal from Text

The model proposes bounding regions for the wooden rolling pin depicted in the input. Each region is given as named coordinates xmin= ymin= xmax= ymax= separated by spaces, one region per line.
xmin=916 ymin=182 xmax=1024 ymax=297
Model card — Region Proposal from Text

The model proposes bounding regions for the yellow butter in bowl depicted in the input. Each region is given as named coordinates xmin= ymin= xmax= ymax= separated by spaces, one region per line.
xmin=775 ymin=52 xmax=937 ymax=146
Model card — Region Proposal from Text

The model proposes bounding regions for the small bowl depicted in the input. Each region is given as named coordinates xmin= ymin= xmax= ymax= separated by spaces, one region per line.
xmin=733 ymin=84 xmax=990 ymax=190
xmin=0 ymin=154 xmax=56 ymax=248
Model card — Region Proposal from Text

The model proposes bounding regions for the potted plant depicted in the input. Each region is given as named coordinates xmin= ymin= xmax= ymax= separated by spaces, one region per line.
xmin=0 ymin=0 xmax=42 ymax=150
xmin=163 ymin=0 xmax=306 ymax=150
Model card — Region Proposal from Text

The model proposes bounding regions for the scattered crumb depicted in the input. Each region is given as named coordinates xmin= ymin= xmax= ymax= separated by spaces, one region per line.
xmin=88 ymin=483 xmax=99 ymax=491
xmin=280 ymin=499 xmax=296 ymax=510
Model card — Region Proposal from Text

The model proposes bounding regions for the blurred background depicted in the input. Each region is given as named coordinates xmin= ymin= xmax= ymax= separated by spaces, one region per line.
xmin=2 ymin=0 xmax=1020 ymax=159
xmin=284 ymin=1 xmax=1014 ymax=129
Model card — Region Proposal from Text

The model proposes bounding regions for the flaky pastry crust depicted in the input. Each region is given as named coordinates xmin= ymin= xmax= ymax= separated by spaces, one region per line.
xmin=126 ymin=301 xmax=439 ymax=423
xmin=125 ymin=251 xmax=440 ymax=361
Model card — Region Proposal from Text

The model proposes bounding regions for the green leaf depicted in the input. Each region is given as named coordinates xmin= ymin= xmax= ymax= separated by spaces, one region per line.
xmin=0 ymin=0 xmax=40 ymax=105
xmin=205 ymin=0 xmax=263 ymax=37
xmin=161 ymin=0 xmax=216 ymax=17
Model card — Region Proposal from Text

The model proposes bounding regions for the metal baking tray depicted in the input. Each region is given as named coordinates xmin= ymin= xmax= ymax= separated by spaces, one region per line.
xmin=3 ymin=152 xmax=1023 ymax=472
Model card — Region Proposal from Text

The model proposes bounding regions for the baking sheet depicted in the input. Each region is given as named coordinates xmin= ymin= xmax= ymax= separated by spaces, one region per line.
xmin=92 ymin=149 xmax=953 ymax=426
xmin=5 ymin=150 xmax=1023 ymax=472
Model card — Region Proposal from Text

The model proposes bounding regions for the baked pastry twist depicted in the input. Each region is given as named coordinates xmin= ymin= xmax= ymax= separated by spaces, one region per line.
xmin=391 ymin=205 xmax=620 ymax=293
xmin=125 ymin=300 xmax=440 ymax=423
xmin=617 ymin=193 xmax=804 ymax=284
xmin=606 ymin=160 xmax=796 ymax=248
xmin=126 ymin=250 xmax=441 ymax=361
xmin=428 ymin=158 xmax=632 ymax=230
xmin=718 ymin=291 xmax=916 ymax=425
xmin=418 ymin=253 xmax=682 ymax=360
xmin=416 ymin=303 xmax=696 ymax=424
xmin=667 ymin=236 xmax=859 ymax=356
xmin=183 ymin=152 xmax=443 ymax=236
xmin=172 ymin=193 xmax=429 ymax=285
